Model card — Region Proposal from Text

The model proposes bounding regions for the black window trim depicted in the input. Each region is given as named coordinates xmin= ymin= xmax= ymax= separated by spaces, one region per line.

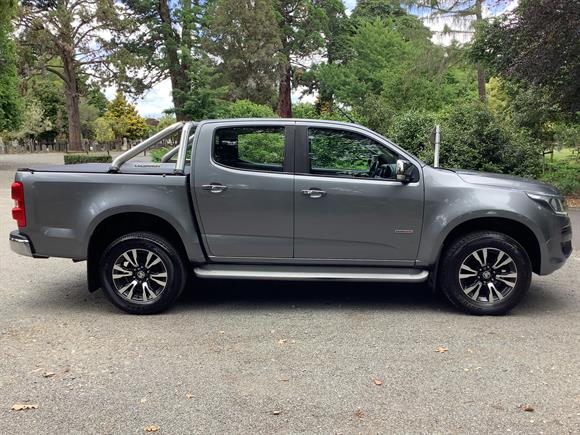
xmin=211 ymin=125 xmax=295 ymax=175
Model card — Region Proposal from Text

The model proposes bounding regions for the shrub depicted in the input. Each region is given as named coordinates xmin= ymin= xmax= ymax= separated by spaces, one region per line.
xmin=64 ymin=153 xmax=112 ymax=165
xmin=150 ymin=147 xmax=170 ymax=163
xmin=541 ymin=159 xmax=580 ymax=197
xmin=388 ymin=110 xmax=436 ymax=163
xmin=217 ymin=100 xmax=276 ymax=119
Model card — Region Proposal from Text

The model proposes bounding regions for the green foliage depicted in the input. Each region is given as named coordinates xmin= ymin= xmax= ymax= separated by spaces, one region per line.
xmin=64 ymin=154 xmax=113 ymax=165
xmin=150 ymin=147 xmax=170 ymax=163
xmin=217 ymin=100 xmax=276 ymax=119
xmin=388 ymin=103 xmax=543 ymax=178
xmin=93 ymin=117 xmax=115 ymax=144
xmin=0 ymin=0 xmax=21 ymax=132
xmin=238 ymin=131 xmax=285 ymax=165
xmin=205 ymin=0 xmax=283 ymax=104
xmin=105 ymin=92 xmax=148 ymax=140
xmin=541 ymin=159 xmax=580 ymax=197
xmin=471 ymin=0 xmax=580 ymax=115
xmin=13 ymin=97 xmax=53 ymax=140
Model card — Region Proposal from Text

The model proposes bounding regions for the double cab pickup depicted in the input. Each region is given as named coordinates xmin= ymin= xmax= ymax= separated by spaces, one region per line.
xmin=10 ymin=119 xmax=573 ymax=314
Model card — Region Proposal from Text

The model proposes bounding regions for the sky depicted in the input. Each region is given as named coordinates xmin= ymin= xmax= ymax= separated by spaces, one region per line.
xmin=114 ymin=0 xmax=516 ymax=118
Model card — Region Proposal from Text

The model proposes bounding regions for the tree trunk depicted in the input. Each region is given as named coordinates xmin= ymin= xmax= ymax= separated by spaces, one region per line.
xmin=475 ymin=0 xmax=486 ymax=102
xmin=277 ymin=63 xmax=292 ymax=118
xmin=62 ymin=51 xmax=82 ymax=152
xmin=158 ymin=0 xmax=191 ymax=121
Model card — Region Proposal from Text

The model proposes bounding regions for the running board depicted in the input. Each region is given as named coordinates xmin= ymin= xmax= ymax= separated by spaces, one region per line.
xmin=194 ymin=265 xmax=429 ymax=282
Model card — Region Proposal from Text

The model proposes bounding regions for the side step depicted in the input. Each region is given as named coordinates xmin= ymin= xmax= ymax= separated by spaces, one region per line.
xmin=194 ymin=264 xmax=429 ymax=283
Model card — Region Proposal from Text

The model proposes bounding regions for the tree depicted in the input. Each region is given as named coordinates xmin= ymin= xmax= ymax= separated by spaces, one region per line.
xmin=272 ymin=1 xmax=327 ymax=117
xmin=105 ymin=92 xmax=148 ymax=141
xmin=94 ymin=117 xmax=115 ymax=144
xmin=122 ymin=0 xmax=211 ymax=121
xmin=17 ymin=0 xmax=132 ymax=151
xmin=14 ymin=96 xmax=53 ymax=142
xmin=471 ymin=0 xmax=580 ymax=115
xmin=406 ymin=0 xmax=508 ymax=102
xmin=205 ymin=0 xmax=283 ymax=105
xmin=0 ymin=0 xmax=22 ymax=132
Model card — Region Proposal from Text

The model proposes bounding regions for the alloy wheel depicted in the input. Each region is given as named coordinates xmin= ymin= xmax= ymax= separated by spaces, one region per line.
xmin=458 ymin=247 xmax=518 ymax=303
xmin=111 ymin=248 xmax=168 ymax=303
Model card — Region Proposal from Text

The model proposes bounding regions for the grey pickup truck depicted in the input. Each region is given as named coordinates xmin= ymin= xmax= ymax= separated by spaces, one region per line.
xmin=9 ymin=119 xmax=572 ymax=315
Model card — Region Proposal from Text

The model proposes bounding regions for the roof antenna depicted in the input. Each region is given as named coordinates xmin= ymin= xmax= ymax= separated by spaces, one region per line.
xmin=335 ymin=103 xmax=357 ymax=124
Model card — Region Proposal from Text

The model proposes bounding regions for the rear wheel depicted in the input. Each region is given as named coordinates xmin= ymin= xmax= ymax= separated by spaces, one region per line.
xmin=438 ymin=231 xmax=532 ymax=315
xmin=99 ymin=232 xmax=187 ymax=314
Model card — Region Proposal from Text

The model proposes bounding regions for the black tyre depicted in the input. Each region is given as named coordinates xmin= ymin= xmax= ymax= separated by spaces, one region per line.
xmin=438 ymin=231 xmax=532 ymax=315
xmin=99 ymin=232 xmax=187 ymax=314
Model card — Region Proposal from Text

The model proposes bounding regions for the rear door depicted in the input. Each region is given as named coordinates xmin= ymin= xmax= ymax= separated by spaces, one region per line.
xmin=193 ymin=121 xmax=295 ymax=260
xmin=293 ymin=124 xmax=424 ymax=265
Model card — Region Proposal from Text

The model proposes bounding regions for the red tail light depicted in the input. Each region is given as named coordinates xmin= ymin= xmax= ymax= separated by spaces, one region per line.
xmin=11 ymin=182 xmax=26 ymax=228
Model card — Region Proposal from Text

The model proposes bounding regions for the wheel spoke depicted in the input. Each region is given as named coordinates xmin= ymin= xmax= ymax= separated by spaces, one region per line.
xmin=459 ymin=264 xmax=478 ymax=279
xmin=118 ymin=280 xmax=138 ymax=298
xmin=487 ymin=282 xmax=504 ymax=302
xmin=122 ymin=251 xmax=138 ymax=267
xmin=112 ymin=264 xmax=132 ymax=279
xmin=496 ymin=277 xmax=516 ymax=288
xmin=482 ymin=248 xmax=488 ymax=265
xmin=493 ymin=256 xmax=514 ymax=270
xmin=472 ymin=250 xmax=485 ymax=267
xmin=463 ymin=281 xmax=482 ymax=299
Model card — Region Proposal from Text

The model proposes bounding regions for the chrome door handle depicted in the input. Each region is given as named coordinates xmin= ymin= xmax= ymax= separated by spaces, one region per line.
xmin=202 ymin=184 xmax=228 ymax=194
xmin=302 ymin=189 xmax=327 ymax=199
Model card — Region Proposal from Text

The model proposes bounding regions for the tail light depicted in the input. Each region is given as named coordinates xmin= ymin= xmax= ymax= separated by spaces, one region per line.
xmin=11 ymin=182 xmax=26 ymax=228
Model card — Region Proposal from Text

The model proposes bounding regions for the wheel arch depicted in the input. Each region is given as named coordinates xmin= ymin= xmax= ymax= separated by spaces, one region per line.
xmin=438 ymin=217 xmax=542 ymax=274
xmin=86 ymin=212 xmax=190 ymax=292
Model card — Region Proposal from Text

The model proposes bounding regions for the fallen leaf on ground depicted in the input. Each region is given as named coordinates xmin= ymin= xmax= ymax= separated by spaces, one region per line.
xmin=373 ymin=379 xmax=383 ymax=386
xmin=219 ymin=331 xmax=225 ymax=334
xmin=144 ymin=424 xmax=160 ymax=432
xmin=43 ymin=372 xmax=55 ymax=378
xmin=186 ymin=394 xmax=194 ymax=399
xmin=354 ymin=409 xmax=364 ymax=419
xmin=11 ymin=404 xmax=38 ymax=411
xmin=521 ymin=404 xmax=535 ymax=412
xmin=140 ymin=398 xmax=147 ymax=404
xmin=272 ymin=410 xmax=281 ymax=415
xmin=435 ymin=347 xmax=448 ymax=353
xmin=279 ymin=378 xmax=290 ymax=382
xmin=278 ymin=339 xmax=287 ymax=345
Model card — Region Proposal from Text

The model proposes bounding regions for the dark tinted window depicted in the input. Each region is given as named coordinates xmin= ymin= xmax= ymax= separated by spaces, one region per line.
xmin=214 ymin=127 xmax=285 ymax=172
xmin=308 ymin=128 xmax=398 ymax=179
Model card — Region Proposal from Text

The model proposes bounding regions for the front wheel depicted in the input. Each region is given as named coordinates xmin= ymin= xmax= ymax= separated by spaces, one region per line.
xmin=438 ymin=231 xmax=532 ymax=315
xmin=99 ymin=232 xmax=187 ymax=314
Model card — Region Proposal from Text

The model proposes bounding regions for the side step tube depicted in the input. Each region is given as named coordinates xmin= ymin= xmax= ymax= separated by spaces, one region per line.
xmin=194 ymin=265 xmax=429 ymax=282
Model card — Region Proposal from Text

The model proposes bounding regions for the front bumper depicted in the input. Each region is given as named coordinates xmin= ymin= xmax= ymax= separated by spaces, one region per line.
xmin=540 ymin=215 xmax=573 ymax=275
xmin=9 ymin=230 xmax=34 ymax=257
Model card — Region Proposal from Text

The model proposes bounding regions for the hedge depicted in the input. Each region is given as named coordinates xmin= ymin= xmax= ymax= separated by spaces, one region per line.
xmin=64 ymin=153 xmax=113 ymax=165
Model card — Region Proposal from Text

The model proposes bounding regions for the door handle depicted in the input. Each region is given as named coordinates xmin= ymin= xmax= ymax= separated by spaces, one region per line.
xmin=302 ymin=189 xmax=327 ymax=199
xmin=202 ymin=184 xmax=228 ymax=194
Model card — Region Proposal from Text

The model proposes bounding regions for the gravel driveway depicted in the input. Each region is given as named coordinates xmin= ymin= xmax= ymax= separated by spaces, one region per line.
xmin=1 ymin=153 xmax=579 ymax=434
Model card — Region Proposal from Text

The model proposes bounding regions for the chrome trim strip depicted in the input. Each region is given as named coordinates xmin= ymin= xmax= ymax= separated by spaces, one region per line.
xmin=194 ymin=265 xmax=429 ymax=282
xmin=109 ymin=122 xmax=185 ymax=172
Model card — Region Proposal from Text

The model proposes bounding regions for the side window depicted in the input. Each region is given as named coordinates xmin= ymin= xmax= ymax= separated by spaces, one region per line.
xmin=214 ymin=126 xmax=286 ymax=172
xmin=308 ymin=128 xmax=398 ymax=179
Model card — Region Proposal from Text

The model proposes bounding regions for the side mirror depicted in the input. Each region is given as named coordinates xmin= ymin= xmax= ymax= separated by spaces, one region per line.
xmin=396 ymin=159 xmax=414 ymax=183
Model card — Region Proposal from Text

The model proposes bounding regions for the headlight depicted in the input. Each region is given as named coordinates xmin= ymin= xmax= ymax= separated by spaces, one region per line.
xmin=526 ymin=192 xmax=568 ymax=216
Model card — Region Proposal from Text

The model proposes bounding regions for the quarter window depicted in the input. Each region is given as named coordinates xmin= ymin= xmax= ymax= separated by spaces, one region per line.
xmin=308 ymin=128 xmax=398 ymax=179
xmin=214 ymin=127 xmax=286 ymax=172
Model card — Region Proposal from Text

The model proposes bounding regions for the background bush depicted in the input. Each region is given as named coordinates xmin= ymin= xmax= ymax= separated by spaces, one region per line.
xmin=64 ymin=153 xmax=112 ymax=164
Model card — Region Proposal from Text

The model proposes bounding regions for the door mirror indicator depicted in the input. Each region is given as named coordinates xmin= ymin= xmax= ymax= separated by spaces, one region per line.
xmin=396 ymin=159 xmax=414 ymax=183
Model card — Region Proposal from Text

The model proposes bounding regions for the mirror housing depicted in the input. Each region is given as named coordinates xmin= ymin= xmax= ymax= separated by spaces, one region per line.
xmin=396 ymin=159 xmax=414 ymax=183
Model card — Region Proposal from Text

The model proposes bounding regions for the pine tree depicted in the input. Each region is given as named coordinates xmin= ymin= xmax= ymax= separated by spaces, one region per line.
xmin=205 ymin=0 xmax=283 ymax=105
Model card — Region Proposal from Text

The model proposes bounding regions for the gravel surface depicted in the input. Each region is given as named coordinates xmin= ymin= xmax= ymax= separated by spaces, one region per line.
xmin=1 ymin=153 xmax=579 ymax=434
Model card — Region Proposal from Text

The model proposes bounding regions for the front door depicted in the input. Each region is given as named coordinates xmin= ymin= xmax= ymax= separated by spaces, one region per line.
xmin=294 ymin=126 xmax=423 ymax=264
xmin=193 ymin=123 xmax=294 ymax=259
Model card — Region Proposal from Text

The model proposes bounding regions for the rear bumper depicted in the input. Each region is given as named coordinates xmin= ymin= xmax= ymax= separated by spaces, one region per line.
xmin=9 ymin=230 xmax=34 ymax=257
